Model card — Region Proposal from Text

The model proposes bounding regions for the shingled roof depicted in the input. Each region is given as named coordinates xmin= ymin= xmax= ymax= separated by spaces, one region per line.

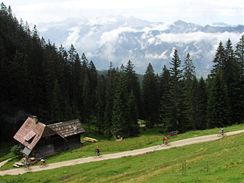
xmin=13 ymin=117 xmax=85 ymax=153
xmin=47 ymin=119 xmax=85 ymax=138
xmin=13 ymin=117 xmax=46 ymax=151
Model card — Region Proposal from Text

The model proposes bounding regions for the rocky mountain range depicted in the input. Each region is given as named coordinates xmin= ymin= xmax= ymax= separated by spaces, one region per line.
xmin=38 ymin=16 xmax=244 ymax=76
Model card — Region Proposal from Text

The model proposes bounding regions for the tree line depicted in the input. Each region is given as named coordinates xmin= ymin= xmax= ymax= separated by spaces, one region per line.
xmin=0 ymin=3 xmax=243 ymax=141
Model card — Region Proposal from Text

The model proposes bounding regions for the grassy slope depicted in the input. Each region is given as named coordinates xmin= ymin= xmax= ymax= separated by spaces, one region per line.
xmin=1 ymin=132 xmax=244 ymax=183
xmin=0 ymin=142 xmax=14 ymax=162
xmin=27 ymin=123 xmax=244 ymax=164
xmin=1 ymin=123 xmax=244 ymax=170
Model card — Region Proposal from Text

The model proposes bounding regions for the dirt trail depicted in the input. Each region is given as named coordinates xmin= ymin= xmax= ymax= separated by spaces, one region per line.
xmin=1 ymin=129 xmax=244 ymax=176
xmin=0 ymin=159 xmax=10 ymax=168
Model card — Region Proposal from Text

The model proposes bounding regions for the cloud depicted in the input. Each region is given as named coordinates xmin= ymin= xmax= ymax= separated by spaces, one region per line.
xmin=148 ymin=37 xmax=156 ymax=44
xmin=63 ymin=27 xmax=80 ymax=47
xmin=156 ymin=32 xmax=243 ymax=45
xmin=100 ymin=27 xmax=137 ymax=44
xmin=78 ymin=30 xmax=99 ymax=52
xmin=3 ymin=0 xmax=244 ymax=25
xmin=145 ymin=51 xmax=168 ymax=60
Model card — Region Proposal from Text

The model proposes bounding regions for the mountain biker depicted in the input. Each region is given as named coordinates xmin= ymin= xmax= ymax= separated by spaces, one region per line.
xmin=220 ymin=127 xmax=224 ymax=136
xmin=163 ymin=135 xmax=169 ymax=145
xmin=95 ymin=146 xmax=100 ymax=156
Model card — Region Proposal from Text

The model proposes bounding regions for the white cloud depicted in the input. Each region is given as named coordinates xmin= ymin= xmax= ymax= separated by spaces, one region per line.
xmin=100 ymin=27 xmax=137 ymax=44
xmin=145 ymin=51 xmax=168 ymax=60
xmin=3 ymin=0 xmax=244 ymax=25
xmin=148 ymin=37 xmax=156 ymax=44
xmin=78 ymin=30 xmax=99 ymax=51
xmin=157 ymin=32 xmax=243 ymax=44
xmin=63 ymin=27 xmax=80 ymax=47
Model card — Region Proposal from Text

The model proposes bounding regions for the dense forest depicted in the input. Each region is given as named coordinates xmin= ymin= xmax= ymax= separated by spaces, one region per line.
xmin=0 ymin=3 xmax=243 ymax=141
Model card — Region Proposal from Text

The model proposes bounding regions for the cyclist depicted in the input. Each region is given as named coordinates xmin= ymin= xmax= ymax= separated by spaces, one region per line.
xmin=220 ymin=127 xmax=224 ymax=136
xmin=95 ymin=146 xmax=100 ymax=156
xmin=163 ymin=135 xmax=169 ymax=145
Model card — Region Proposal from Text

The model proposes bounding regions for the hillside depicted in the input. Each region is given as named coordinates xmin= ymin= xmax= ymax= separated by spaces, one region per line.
xmin=1 ymin=130 xmax=244 ymax=182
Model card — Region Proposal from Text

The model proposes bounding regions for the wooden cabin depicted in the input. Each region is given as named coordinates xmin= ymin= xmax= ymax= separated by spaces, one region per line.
xmin=13 ymin=116 xmax=85 ymax=158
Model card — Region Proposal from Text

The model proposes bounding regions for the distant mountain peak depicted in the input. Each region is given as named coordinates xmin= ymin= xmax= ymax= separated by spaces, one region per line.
xmin=38 ymin=16 xmax=244 ymax=76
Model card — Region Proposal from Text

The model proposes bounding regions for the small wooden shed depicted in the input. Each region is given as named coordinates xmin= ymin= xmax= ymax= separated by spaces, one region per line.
xmin=13 ymin=116 xmax=85 ymax=157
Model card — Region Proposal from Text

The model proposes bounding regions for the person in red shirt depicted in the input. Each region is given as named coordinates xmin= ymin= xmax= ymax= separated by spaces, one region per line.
xmin=163 ymin=135 xmax=169 ymax=145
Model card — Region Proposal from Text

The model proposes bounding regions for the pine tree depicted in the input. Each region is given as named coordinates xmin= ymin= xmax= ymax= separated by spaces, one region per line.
xmin=235 ymin=35 xmax=244 ymax=121
xmin=124 ymin=60 xmax=141 ymax=117
xmin=111 ymin=74 xmax=126 ymax=137
xmin=195 ymin=78 xmax=207 ymax=129
xmin=72 ymin=53 xmax=83 ymax=118
xmin=169 ymin=49 xmax=188 ymax=131
xmin=207 ymin=72 xmax=229 ymax=127
xmin=67 ymin=45 xmax=80 ymax=118
xmin=104 ymin=63 xmax=117 ymax=136
xmin=51 ymin=80 xmax=63 ymax=121
xmin=96 ymin=75 xmax=106 ymax=133
xmin=68 ymin=44 xmax=77 ymax=63
xmin=211 ymin=41 xmax=226 ymax=76
xmin=142 ymin=63 xmax=159 ymax=127
xmin=88 ymin=60 xmax=98 ymax=117
xmin=183 ymin=53 xmax=195 ymax=81
xmin=183 ymin=53 xmax=196 ymax=129
xmin=159 ymin=66 xmax=171 ymax=132
xmin=82 ymin=72 xmax=91 ymax=123
xmin=58 ymin=45 xmax=73 ymax=119
xmin=126 ymin=91 xmax=139 ymax=136
xmin=191 ymin=77 xmax=198 ymax=129
xmin=224 ymin=39 xmax=242 ymax=123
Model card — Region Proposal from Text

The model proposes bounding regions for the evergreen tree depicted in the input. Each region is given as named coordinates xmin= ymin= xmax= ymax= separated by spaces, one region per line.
xmin=207 ymin=72 xmax=229 ymax=127
xmin=124 ymin=60 xmax=141 ymax=117
xmin=51 ymin=80 xmax=63 ymax=121
xmin=190 ymin=77 xmax=198 ymax=129
xmin=183 ymin=53 xmax=195 ymax=81
xmin=159 ymin=66 xmax=171 ymax=132
xmin=68 ymin=44 xmax=77 ymax=63
xmin=211 ymin=41 xmax=226 ymax=76
xmin=96 ymin=75 xmax=106 ymax=133
xmin=111 ymin=74 xmax=126 ymax=137
xmin=195 ymin=78 xmax=207 ymax=129
xmin=88 ymin=60 xmax=98 ymax=117
xmin=169 ymin=49 xmax=188 ymax=131
xmin=104 ymin=63 xmax=117 ymax=136
xmin=235 ymin=35 xmax=244 ymax=121
xmin=82 ymin=72 xmax=91 ymax=123
xmin=142 ymin=63 xmax=159 ymax=127
xmin=72 ymin=53 xmax=83 ymax=118
xmin=126 ymin=91 xmax=139 ymax=136
xmin=183 ymin=53 xmax=196 ymax=129
xmin=224 ymin=39 xmax=242 ymax=123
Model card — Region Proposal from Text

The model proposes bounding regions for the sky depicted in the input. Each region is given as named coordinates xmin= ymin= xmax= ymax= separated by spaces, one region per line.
xmin=2 ymin=0 xmax=244 ymax=25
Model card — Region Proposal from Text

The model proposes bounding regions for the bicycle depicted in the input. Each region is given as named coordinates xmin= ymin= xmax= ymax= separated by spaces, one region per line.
xmin=217 ymin=132 xmax=225 ymax=137
xmin=39 ymin=159 xmax=47 ymax=168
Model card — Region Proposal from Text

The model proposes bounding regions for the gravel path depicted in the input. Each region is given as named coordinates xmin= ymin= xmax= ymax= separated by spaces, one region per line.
xmin=0 ymin=159 xmax=10 ymax=168
xmin=1 ymin=129 xmax=244 ymax=176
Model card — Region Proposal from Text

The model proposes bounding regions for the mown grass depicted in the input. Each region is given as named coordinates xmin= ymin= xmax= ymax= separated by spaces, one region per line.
xmin=1 ymin=131 xmax=244 ymax=183
xmin=1 ymin=123 xmax=244 ymax=171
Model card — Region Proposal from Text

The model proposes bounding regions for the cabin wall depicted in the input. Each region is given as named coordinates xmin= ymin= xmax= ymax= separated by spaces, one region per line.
xmin=66 ymin=135 xmax=81 ymax=149
xmin=31 ymin=134 xmax=81 ymax=158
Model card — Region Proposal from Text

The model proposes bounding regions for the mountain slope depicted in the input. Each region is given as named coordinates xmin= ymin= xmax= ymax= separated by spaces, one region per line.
xmin=38 ymin=16 xmax=244 ymax=76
